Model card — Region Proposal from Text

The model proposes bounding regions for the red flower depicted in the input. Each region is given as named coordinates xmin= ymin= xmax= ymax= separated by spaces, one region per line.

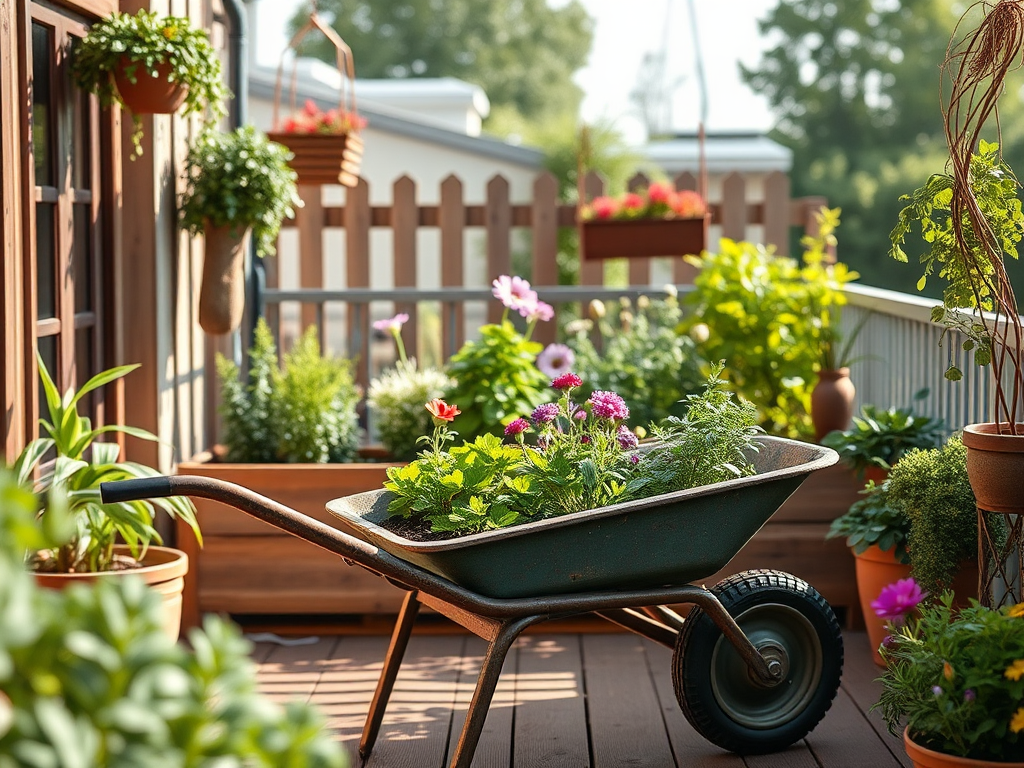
xmin=551 ymin=372 xmax=583 ymax=390
xmin=647 ymin=182 xmax=673 ymax=204
xmin=591 ymin=196 xmax=618 ymax=220
xmin=303 ymin=99 xmax=319 ymax=117
xmin=621 ymin=192 xmax=645 ymax=210
xmin=425 ymin=399 xmax=460 ymax=423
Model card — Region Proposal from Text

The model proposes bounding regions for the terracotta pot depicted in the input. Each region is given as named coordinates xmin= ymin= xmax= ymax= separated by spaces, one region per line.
xmin=113 ymin=58 xmax=188 ymax=115
xmin=903 ymin=727 xmax=1024 ymax=767
xmin=961 ymin=423 xmax=1024 ymax=514
xmin=854 ymin=545 xmax=912 ymax=666
xmin=863 ymin=465 xmax=890 ymax=485
xmin=265 ymin=131 xmax=364 ymax=188
xmin=811 ymin=368 xmax=856 ymax=442
xmin=34 ymin=545 xmax=188 ymax=640
xmin=199 ymin=224 xmax=250 ymax=335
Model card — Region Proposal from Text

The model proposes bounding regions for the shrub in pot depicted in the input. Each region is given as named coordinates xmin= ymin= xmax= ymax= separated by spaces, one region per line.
xmin=179 ymin=127 xmax=300 ymax=335
xmin=0 ymin=469 xmax=348 ymax=767
xmin=72 ymin=9 xmax=226 ymax=157
xmin=12 ymin=356 xmax=199 ymax=638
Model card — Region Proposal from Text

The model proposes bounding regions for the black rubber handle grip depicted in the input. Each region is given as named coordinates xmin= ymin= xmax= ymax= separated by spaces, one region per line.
xmin=100 ymin=476 xmax=174 ymax=504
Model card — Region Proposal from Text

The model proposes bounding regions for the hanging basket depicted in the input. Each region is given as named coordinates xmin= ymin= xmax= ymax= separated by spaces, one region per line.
xmin=265 ymin=12 xmax=363 ymax=187
xmin=580 ymin=214 xmax=709 ymax=261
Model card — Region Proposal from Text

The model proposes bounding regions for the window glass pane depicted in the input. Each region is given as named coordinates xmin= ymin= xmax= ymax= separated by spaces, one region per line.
xmin=35 ymin=203 xmax=56 ymax=319
xmin=75 ymin=328 xmax=95 ymax=419
xmin=31 ymin=22 xmax=54 ymax=187
xmin=37 ymin=334 xmax=59 ymax=427
xmin=73 ymin=204 xmax=93 ymax=312
xmin=69 ymin=44 xmax=90 ymax=191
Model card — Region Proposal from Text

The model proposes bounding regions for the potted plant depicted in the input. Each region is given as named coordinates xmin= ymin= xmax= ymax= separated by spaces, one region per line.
xmin=72 ymin=9 xmax=226 ymax=158
xmin=176 ymin=319 xmax=401 ymax=624
xmin=366 ymin=313 xmax=453 ymax=461
xmin=875 ymin=586 xmax=1024 ymax=767
xmin=888 ymin=2 xmax=1024 ymax=605
xmin=444 ymin=275 xmax=555 ymax=443
xmin=827 ymin=482 xmax=911 ymax=665
xmin=12 ymin=356 xmax=199 ymax=639
xmin=179 ymin=126 xmax=300 ymax=335
xmin=578 ymin=180 xmax=708 ymax=260
xmin=0 ymin=469 xmax=348 ymax=767
xmin=266 ymin=11 xmax=365 ymax=187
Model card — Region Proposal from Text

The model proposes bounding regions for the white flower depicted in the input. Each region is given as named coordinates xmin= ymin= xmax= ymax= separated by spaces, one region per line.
xmin=536 ymin=343 xmax=575 ymax=378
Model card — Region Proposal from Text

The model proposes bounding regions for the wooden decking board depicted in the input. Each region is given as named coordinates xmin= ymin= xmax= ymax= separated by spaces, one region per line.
xmin=252 ymin=630 xmax=909 ymax=768
xmin=582 ymin=633 xmax=677 ymax=768
xmin=513 ymin=635 xmax=590 ymax=768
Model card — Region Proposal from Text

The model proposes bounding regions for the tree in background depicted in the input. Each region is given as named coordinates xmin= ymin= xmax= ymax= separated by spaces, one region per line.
xmin=291 ymin=0 xmax=593 ymax=124
xmin=741 ymin=0 xmax=982 ymax=295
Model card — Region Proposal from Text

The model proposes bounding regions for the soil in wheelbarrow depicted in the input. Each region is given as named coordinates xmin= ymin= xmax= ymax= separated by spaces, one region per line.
xmin=378 ymin=515 xmax=474 ymax=542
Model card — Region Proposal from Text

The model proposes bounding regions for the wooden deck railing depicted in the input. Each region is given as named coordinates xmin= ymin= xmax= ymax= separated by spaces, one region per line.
xmin=261 ymin=169 xmax=826 ymax=390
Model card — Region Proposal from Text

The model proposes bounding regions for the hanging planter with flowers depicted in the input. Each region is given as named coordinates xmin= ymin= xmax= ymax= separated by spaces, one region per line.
xmin=266 ymin=11 xmax=365 ymax=187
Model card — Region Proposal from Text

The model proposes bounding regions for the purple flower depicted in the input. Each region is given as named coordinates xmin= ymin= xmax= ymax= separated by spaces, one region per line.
xmin=871 ymin=578 xmax=928 ymax=621
xmin=881 ymin=635 xmax=896 ymax=649
xmin=492 ymin=275 xmax=538 ymax=316
xmin=964 ymin=689 xmax=976 ymax=702
xmin=617 ymin=425 xmax=639 ymax=449
xmin=629 ymin=454 xmax=640 ymax=465
xmin=932 ymin=686 xmax=943 ymax=696
xmin=531 ymin=403 xmax=560 ymax=424
xmin=588 ymin=391 xmax=630 ymax=420
xmin=536 ymin=344 xmax=575 ymax=379
xmin=373 ymin=313 xmax=409 ymax=333
xmin=552 ymin=373 xmax=583 ymax=390
xmin=504 ymin=418 xmax=530 ymax=437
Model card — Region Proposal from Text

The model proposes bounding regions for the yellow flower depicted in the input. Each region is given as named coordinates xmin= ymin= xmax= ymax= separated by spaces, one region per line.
xmin=1005 ymin=659 xmax=1024 ymax=681
xmin=1009 ymin=603 xmax=1024 ymax=618
xmin=1012 ymin=708 xmax=1024 ymax=734
xmin=162 ymin=25 xmax=177 ymax=39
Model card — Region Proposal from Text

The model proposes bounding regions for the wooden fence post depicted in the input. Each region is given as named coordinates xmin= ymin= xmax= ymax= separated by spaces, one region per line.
xmin=486 ymin=175 xmax=511 ymax=325
xmin=440 ymin=175 xmax=465 ymax=359
xmin=393 ymin=175 xmax=418 ymax=358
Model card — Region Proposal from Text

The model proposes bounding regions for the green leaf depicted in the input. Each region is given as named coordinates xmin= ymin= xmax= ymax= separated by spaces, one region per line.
xmin=13 ymin=438 xmax=55 ymax=486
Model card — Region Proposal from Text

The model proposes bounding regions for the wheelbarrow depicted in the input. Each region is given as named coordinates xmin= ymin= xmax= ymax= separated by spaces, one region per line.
xmin=101 ymin=436 xmax=844 ymax=766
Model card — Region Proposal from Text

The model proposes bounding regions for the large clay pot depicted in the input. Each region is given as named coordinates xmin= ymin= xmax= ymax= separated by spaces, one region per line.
xmin=34 ymin=545 xmax=188 ymax=640
xmin=811 ymin=368 xmax=856 ymax=442
xmin=854 ymin=545 xmax=912 ymax=667
xmin=113 ymin=58 xmax=188 ymax=115
xmin=199 ymin=224 xmax=250 ymax=335
xmin=961 ymin=423 xmax=1024 ymax=514
xmin=903 ymin=727 xmax=1024 ymax=768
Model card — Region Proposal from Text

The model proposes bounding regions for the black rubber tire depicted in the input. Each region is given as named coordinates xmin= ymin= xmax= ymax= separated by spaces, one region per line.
xmin=673 ymin=569 xmax=843 ymax=755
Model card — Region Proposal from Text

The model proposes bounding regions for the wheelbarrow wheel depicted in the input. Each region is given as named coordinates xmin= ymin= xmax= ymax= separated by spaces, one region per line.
xmin=672 ymin=569 xmax=843 ymax=755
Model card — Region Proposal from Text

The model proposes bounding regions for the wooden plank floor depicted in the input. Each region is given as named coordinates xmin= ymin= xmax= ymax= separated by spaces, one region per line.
xmin=253 ymin=630 xmax=908 ymax=768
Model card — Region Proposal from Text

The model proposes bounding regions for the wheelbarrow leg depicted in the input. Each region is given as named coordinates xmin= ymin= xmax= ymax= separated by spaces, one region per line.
xmin=359 ymin=589 xmax=420 ymax=760
xmin=448 ymin=615 xmax=538 ymax=768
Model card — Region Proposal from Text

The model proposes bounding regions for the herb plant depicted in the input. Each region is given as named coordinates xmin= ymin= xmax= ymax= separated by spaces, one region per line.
xmin=567 ymin=290 xmax=706 ymax=428
xmin=218 ymin=319 xmax=360 ymax=463
xmin=0 ymin=469 xmax=347 ymax=767
xmin=877 ymin=592 xmax=1024 ymax=762
xmin=623 ymin=362 xmax=762 ymax=501
xmin=179 ymin=126 xmax=300 ymax=257
xmin=826 ymin=482 xmax=910 ymax=563
xmin=13 ymin=355 xmax=199 ymax=573
xmin=72 ymin=10 xmax=226 ymax=156
xmin=685 ymin=208 xmax=857 ymax=438
xmin=821 ymin=397 xmax=946 ymax=478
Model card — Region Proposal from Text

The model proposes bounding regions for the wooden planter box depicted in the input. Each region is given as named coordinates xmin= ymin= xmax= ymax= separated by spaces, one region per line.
xmin=174 ymin=457 xmax=400 ymax=629
xmin=265 ymin=131 xmax=363 ymax=187
xmin=580 ymin=215 xmax=709 ymax=260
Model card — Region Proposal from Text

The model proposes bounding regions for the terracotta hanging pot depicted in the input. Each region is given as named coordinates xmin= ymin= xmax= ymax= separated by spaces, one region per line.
xmin=961 ymin=423 xmax=1024 ymax=514
xmin=113 ymin=58 xmax=189 ymax=115
xmin=199 ymin=223 xmax=250 ymax=335
xmin=903 ymin=728 xmax=1024 ymax=768
xmin=811 ymin=367 xmax=856 ymax=442
xmin=854 ymin=545 xmax=912 ymax=667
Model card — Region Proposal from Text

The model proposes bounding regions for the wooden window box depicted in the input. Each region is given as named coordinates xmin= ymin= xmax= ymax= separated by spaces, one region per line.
xmin=580 ymin=215 xmax=709 ymax=260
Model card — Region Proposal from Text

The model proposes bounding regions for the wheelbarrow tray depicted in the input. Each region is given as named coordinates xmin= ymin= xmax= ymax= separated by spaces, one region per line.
xmin=327 ymin=436 xmax=836 ymax=598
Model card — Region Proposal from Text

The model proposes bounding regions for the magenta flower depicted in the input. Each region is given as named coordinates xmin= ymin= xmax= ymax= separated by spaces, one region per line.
xmin=537 ymin=344 xmax=575 ymax=379
xmin=573 ymin=410 xmax=587 ymax=421
xmin=552 ymin=372 xmax=583 ymax=390
xmin=871 ymin=578 xmax=928 ymax=621
xmin=531 ymin=403 xmax=560 ymax=424
xmin=617 ymin=425 xmax=639 ymax=449
xmin=589 ymin=391 xmax=629 ymax=420
xmin=373 ymin=313 xmax=409 ymax=333
xmin=504 ymin=418 xmax=530 ymax=437
xmin=492 ymin=275 xmax=538 ymax=316
xmin=581 ymin=435 xmax=591 ymax=444
xmin=629 ymin=454 xmax=640 ymax=465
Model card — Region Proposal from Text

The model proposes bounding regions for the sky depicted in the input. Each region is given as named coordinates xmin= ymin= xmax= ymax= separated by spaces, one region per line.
xmin=252 ymin=0 xmax=778 ymax=145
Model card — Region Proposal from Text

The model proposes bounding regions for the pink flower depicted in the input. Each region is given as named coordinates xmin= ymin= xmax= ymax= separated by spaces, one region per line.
xmin=551 ymin=372 xmax=583 ymax=390
xmin=621 ymin=192 xmax=645 ymax=211
xmin=303 ymin=99 xmax=320 ymax=117
xmin=617 ymin=425 xmax=639 ymax=449
xmin=871 ymin=578 xmax=928 ymax=621
xmin=425 ymin=399 xmax=460 ymax=425
xmin=588 ymin=391 xmax=629 ymax=420
xmin=629 ymin=454 xmax=640 ymax=465
xmin=504 ymin=418 xmax=530 ymax=437
xmin=573 ymin=410 xmax=587 ymax=421
xmin=373 ymin=313 xmax=409 ymax=333
xmin=491 ymin=275 xmax=538 ymax=316
xmin=527 ymin=301 xmax=555 ymax=323
xmin=647 ymin=182 xmax=673 ymax=204
xmin=590 ymin=196 xmax=619 ymax=220
xmin=536 ymin=344 xmax=575 ymax=378
xmin=531 ymin=403 xmax=560 ymax=424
